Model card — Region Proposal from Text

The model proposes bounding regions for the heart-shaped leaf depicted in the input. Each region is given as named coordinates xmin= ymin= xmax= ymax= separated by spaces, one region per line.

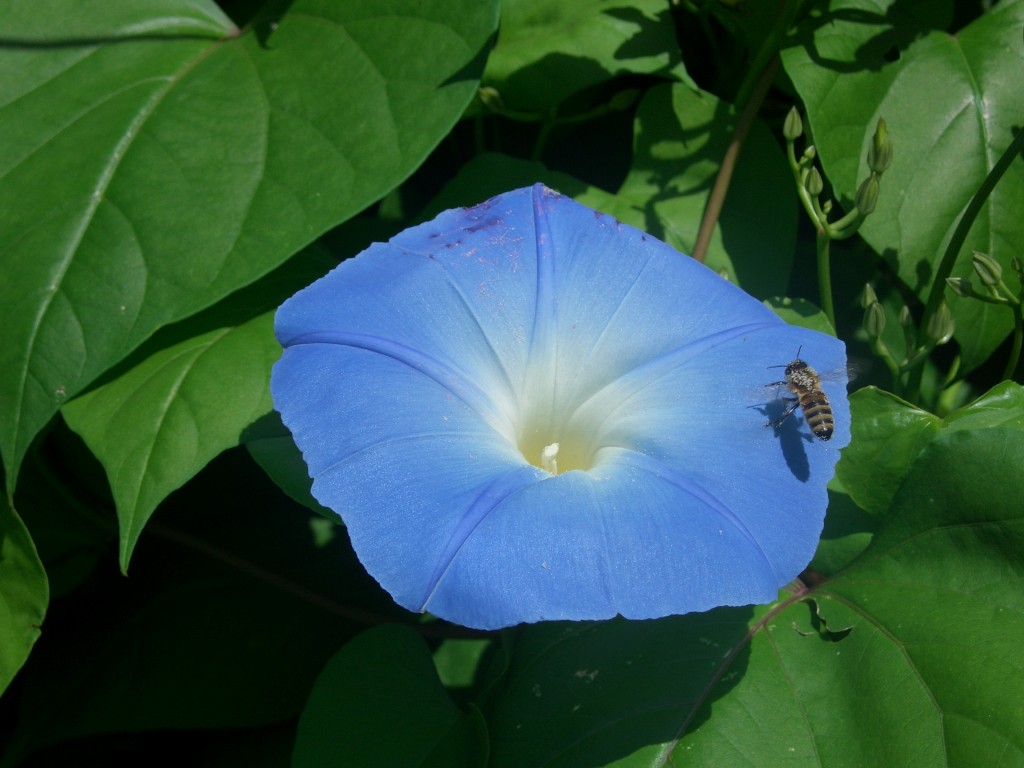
xmin=62 ymin=312 xmax=279 ymax=570
xmin=0 ymin=0 xmax=498 ymax=493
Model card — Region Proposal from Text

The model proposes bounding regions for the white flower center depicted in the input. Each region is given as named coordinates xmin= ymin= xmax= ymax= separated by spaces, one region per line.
xmin=516 ymin=416 xmax=597 ymax=475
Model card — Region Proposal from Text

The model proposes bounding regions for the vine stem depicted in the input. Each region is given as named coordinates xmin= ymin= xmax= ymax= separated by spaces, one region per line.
xmin=692 ymin=55 xmax=779 ymax=263
xmin=907 ymin=127 xmax=1024 ymax=398
xmin=816 ymin=232 xmax=836 ymax=329
xmin=690 ymin=0 xmax=806 ymax=263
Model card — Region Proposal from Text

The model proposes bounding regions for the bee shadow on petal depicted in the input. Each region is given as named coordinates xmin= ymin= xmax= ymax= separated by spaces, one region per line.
xmin=754 ymin=398 xmax=812 ymax=483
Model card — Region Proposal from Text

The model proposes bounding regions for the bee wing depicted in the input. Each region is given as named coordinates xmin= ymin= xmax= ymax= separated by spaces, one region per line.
xmin=817 ymin=361 xmax=859 ymax=389
xmin=836 ymin=356 xmax=870 ymax=386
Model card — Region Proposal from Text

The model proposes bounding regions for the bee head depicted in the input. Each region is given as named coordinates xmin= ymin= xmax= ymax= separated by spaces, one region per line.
xmin=786 ymin=359 xmax=808 ymax=376
xmin=768 ymin=346 xmax=806 ymax=374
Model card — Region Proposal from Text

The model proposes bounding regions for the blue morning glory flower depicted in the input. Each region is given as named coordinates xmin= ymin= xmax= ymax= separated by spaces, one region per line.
xmin=271 ymin=184 xmax=849 ymax=630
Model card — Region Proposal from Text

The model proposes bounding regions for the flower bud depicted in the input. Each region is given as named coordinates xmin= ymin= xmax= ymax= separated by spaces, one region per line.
xmin=803 ymin=145 xmax=817 ymax=162
xmin=972 ymin=251 xmax=1002 ymax=287
xmin=806 ymin=166 xmax=824 ymax=196
xmin=784 ymin=107 xmax=803 ymax=141
xmin=478 ymin=86 xmax=504 ymax=112
xmin=945 ymin=277 xmax=975 ymax=298
xmin=864 ymin=301 xmax=886 ymax=338
xmin=899 ymin=304 xmax=913 ymax=327
xmin=855 ymin=175 xmax=880 ymax=215
xmin=927 ymin=299 xmax=955 ymax=345
xmin=860 ymin=282 xmax=878 ymax=309
xmin=867 ymin=118 xmax=893 ymax=174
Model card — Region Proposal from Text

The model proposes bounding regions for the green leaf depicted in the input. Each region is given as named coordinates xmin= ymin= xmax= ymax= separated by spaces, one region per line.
xmin=810 ymin=482 xmax=879 ymax=576
xmin=294 ymin=625 xmax=488 ymax=768
xmin=809 ymin=428 xmax=1024 ymax=766
xmin=0 ymin=0 xmax=235 ymax=38
xmin=781 ymin=0 xmax=1024 ymax=370
xmin=61 ymin=312 xmax=279 ymax=571
xmin=0 ymin=0 xmax=499 ymax=493
xmin=0 ymin=496 xmax=48 ymax=695
xmin=577 ymin=83 xmax=796 ymax=298
xmin=943 ymin=379 xmax=1024 ymax=431
xmin=837 ymin=381 xmax=1024 ymax=515
xmin=764 ymin=296 xmax=835 ymax=335
xmin=433 ymin=638 xmax=493 ymax=690
xmin=836 ymin=387 xmax=941 ymax=515
xmin=482 ymin=0 xmax=689 ymax=112
xmin=486 ymin=611 xmax=757 ymax=767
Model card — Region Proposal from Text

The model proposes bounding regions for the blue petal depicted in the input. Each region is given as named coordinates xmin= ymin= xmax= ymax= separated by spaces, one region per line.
xmin=272 ymin=184 xmax=849 ymax=629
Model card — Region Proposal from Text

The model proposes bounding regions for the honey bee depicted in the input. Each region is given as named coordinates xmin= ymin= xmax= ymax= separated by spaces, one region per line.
xmin=766 ymin=347 xmax=834 ymax=441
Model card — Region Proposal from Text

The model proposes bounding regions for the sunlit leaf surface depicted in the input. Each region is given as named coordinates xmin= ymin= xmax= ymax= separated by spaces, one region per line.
xmin=0 ymin=0 xmax=498 ymax=491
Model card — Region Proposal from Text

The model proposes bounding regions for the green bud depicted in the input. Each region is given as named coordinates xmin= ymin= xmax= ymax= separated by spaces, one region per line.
xmin=927 ymin=299 xmax=955 ymax=345
xmin=784 ymin=107 xmax=803 ymax=141
xmin=945 ymin=277 xmax=975 ymax=298
xmin=477 ymin=86 xmax=504 ymax=111
xmin=822 ymin=199 xmax=833 ymax=215
xmin=855 ymin=174 xmax=880 ymax=215
xmin=867 ymin=117 xmax=893 ymax=174
xmin=860 ymin=283 xmax=879 ymax=309
xmin=864 ymin=301 xmax=886 ymax=338
xmin=972 ymin=251 xmax=1002 ymax=286
xmin=803 ymin=145 xmax=817 ymax=162
xmin=806 ymin=166 xmax=824 ymax=196
xmin=899 ymin=304 xmax=913 ymax=327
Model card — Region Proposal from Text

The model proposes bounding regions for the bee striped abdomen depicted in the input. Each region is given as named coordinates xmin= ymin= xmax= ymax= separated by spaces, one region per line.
xmin=798 ymin=390 xmax=834 ymax=441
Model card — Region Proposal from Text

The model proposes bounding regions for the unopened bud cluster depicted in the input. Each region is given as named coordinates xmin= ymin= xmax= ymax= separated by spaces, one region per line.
xmin=862 ymin=278 xmax=955 ymax=383
xmin=945 ymin=251 xmax=1021 ymax=308
xmin=855 ymin=119 xmax=891 ymax=216
xmin=785 ymin=108 xmax=892 ymax=239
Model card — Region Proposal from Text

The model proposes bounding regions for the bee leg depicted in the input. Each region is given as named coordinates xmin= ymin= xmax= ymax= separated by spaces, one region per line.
xmin=765 ymin=380 xmax=788 ymax=389
xmin=767 ymin=398 xmax=800 ymax=428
